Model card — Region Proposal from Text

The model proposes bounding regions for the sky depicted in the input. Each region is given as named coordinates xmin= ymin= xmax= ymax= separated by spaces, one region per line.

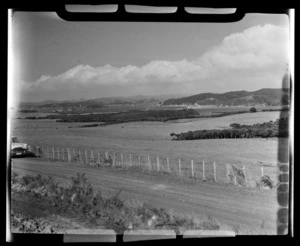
xmin=10 ymin=10 xmax=290 ymax=102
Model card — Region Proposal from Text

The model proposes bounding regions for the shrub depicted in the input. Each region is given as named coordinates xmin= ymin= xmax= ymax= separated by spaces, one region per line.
xmin=249 ymin=107 xmax=257 ymax=113
xmin=201 ymin=216 xmax=221 ymax=230
xmin=256 ymin=175 xmax=274 ymax=189
xmin=19 ymin=175 xmax=38 ymax=186
xmin=228 ymin=165 xmax=246 ymax=186
xmin=103 ymin=190 xmax=124 ymax=210
xmin=69 ymin=173 xmax=94 ymax=201
xmin=230 ymin=123 xmax=241 ymax=129
xmin=11 ymin=172 xmax=19 ymax=184
xmin=51 ymin=173 xmax=95 ymax=215
xmin=17 ymin=174 xmax=57 ymax=192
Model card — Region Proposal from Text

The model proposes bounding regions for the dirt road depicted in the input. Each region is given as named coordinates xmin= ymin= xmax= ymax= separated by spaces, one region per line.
xmin=11 ymin=158 xmax=279 ymax=234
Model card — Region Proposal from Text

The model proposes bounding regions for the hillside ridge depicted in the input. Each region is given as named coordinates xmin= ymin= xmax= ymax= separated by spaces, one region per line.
xmin=162 ymin=88 xmax=290 ymax=106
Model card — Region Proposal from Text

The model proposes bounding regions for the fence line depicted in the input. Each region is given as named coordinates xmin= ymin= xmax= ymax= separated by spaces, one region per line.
xmin=202 ymin=161 xmax=206 ymax=181
xmin=32 ymin=145 xmax=278 ymax=187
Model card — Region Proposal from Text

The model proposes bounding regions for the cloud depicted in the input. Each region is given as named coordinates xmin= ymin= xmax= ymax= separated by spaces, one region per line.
xmin=197 ymin=24 xmax=289 ymax=71
xmin=21 ymin=24 xmax=289 ymax=96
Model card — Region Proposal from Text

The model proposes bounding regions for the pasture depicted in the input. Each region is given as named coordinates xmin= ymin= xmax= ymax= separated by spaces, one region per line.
xmin=12 ymin=111 xmax=283 ymax=169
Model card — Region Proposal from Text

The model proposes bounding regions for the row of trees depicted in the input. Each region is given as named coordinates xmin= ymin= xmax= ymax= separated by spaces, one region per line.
xmin=170 ymin=117 xmax=289 ymax=140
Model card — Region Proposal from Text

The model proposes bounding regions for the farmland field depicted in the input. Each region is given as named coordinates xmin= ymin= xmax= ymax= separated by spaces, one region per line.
xmin=11 ymin=111 xmax=284 ymax=168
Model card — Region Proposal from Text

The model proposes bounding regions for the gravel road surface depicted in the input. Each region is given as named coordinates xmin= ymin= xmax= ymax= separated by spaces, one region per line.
xmin=11 ymin=158 xmax=279 ymax=234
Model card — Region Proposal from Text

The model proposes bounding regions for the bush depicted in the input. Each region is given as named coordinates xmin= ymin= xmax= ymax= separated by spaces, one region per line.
xmin=230 ymin=123 xmax=241 ymax=129
xmin=249 ymin=107 xmax=257 ymax=113
xmin=18 ymin=174 xmax=57 ymax=192
xmin=201 ymin=216 xmax=221 ymax=230
xmin=19 ymin=175 xmax=39 ymax=186
xmin=256 ymin=175 xmax=274 ymax=189
xmin=228 ymin=165 xmax=246 ymax=186
xmin=69 ymin=173 xmax=94 ymax=202
xmin=11 ymin=172 xmax=19 ymax=184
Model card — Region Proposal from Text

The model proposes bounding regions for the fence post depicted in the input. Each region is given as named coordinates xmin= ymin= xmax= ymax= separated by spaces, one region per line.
xmin=105 ymin=151 xmax=108 ymax=160
xmin=129 ymin=154 xmax=132 ymax=166
xmin=202 ymin=161 xmax=206 ymax=181
xmin=113 ymin=152 xmax=115 ymax=167
xmin=52 ymin=147 xmax=55 ymax=160
xmin=213 ymin=162 xmax=217 ymax=182
xmin=57 ymin=147 xmax=60 ymax=160
xmin=138 ymin=156 xmax=141 ymax=166
xmin=178 ymin=158 xmax=181 ymax=176
xmin=226 ymin=164 xmax=229 ymax=183
xmin=47 ymin=146 xmax=49 ymax=159
xmin=121 ymin=153 xmax=124 ymax=167
xmin=148 ymin=155 xmax=151 ymax=170
xmin=191 ymin=160 xmax=194 ymax=177
xmin=85 ymin=150 xmax=88 ymax=164
xmin=156 ymin=157 xmax=160 ymax=172
xmin=167 ymin=157 xmax=170 ymax=173
xmin=90 ymin=150 xmax=94 ymax=162
xmin=67 ymin=149 xmax=70 ymax=162
xmin=261 ymin=166 xmax=264 ymax=177
xmin=98 ymin=151 xmax=100 ymax=164
xmin=62 ymin=148 xmax=64 ymax=161
xmin=69 ymin=149 xmax=72 ymax=162
xmin=243 ymin=165 xmax=246 ymax=185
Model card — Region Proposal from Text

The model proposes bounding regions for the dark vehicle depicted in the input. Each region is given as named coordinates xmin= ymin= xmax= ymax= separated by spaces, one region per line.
xmin=11 ymin=147 xmax=36 ymax=158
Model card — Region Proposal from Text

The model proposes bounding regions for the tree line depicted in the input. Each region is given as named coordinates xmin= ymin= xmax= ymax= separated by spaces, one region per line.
xmin=170 ymin=117 xmax=289 ymax=140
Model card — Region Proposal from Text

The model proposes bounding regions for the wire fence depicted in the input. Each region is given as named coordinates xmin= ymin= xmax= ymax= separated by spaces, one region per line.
xmin=30 ymin=145 xmax=279 ymax=188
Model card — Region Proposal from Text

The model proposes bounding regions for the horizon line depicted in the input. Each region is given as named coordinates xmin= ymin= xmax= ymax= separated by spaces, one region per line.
xmin=19 ymin=87 xmax=286 ymax=104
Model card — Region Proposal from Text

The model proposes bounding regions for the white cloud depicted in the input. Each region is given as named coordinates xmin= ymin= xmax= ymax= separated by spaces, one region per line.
xmin=197 ymin=24 xmax=289 ymax=71
xmin=21 ymin=24 xmax=289 ymax=97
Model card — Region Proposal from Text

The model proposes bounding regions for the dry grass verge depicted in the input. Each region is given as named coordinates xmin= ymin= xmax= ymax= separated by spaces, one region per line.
xmin=11 ymin=172 xmax=226 ymax=234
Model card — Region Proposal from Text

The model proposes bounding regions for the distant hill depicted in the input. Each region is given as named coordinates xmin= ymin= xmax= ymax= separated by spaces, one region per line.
xmin=20 ymin=100 xmax=59 ymax=106
xmin=20 ymin=94 xmax=190 ymax=109
xmin=162 ymin=88 xmax=290 ymax=106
